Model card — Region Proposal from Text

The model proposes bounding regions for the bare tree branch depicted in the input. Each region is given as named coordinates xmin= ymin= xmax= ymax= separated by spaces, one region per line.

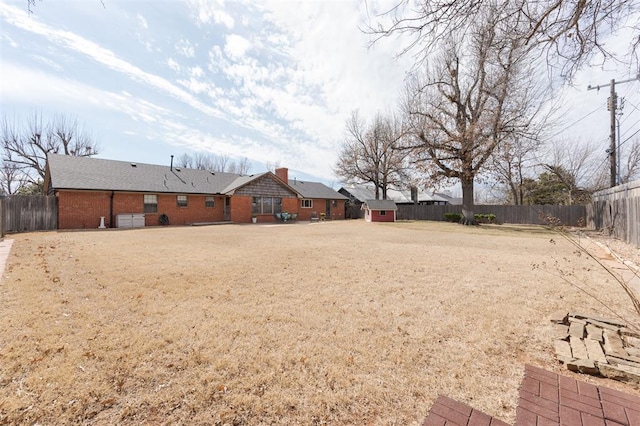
xmin=366 ymin=0 xmax=639 ymax=81
xmin=1 ymin=112 xmax=99 ymax=192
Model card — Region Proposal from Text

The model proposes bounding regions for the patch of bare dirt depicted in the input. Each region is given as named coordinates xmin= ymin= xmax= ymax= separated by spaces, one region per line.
xmin=0 ymin=221 xmax=638 ymax=425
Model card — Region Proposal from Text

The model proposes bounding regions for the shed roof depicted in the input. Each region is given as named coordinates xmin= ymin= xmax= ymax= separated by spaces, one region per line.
xmin=363 ymin=199 xmax=398 ymax=211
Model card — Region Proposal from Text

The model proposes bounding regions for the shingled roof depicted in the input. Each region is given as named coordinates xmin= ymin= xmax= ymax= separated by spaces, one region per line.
xmin=288 ymin=179 xmax=348 ymax=200
xmin=363 ymin=199 xmax=397 ymax=211
xmin=45 ymin=155 xmax=345 ymax=199
xmin=46 ymin=154 xmax=264 ymax=195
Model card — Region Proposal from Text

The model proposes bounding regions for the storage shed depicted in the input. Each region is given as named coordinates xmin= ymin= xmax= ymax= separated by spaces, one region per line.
xmin=362 ymin=199 xmax=397 ymax=222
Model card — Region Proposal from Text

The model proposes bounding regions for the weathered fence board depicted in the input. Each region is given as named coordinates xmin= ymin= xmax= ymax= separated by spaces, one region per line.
xmin=4 ymin=196 xmax=57 ymax=233
xmin=396 ymin=204 xmax=586 ymax=227
xmin=0 ymin=198 xmax=4 ymax=238
xmin=588 ymin=181 xmax=640 ymax=247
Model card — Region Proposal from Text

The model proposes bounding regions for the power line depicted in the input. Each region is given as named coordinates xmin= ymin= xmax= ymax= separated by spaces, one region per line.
xmin=620 ymin=126 xmax=640 ymax=147
xmin=587 ymin=75 xmax=640 ymax=187
xmin=549 ymin=105 xmax=604 ymax=139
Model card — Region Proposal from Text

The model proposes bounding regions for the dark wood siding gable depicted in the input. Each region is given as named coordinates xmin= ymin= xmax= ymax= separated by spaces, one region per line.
xmin=235 ymin=175 xmax=298 ymax=198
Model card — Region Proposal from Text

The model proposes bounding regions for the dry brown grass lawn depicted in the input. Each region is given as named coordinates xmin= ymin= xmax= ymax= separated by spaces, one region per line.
xmin=1 ymin=220 xmax=639 ymax=425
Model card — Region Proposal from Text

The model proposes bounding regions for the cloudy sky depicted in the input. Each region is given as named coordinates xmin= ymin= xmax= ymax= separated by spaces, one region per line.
xmin=1 ymin=0 xmax=639 ymax=187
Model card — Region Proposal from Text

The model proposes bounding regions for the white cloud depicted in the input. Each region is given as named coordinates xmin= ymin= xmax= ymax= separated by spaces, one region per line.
xmin=189 ymin=0 xmax=234 ymax=29
xmin=1 ymin=33 xmax=17 ymax=47
xmin=190 ymin=66 xmax=203 ymax=78
xmin=175 ymin=39 xmax=196 ymax=58
xmin=137 ymin=14 xmax=148 ymax=30
xmin=29 ymin=54 xmax=64 ymax=71
xmin=167 ymin=58 xmax=180 ymax=72
xmin=0 ymin=3 xmax=227 ymax=121
xmin=224 ymin=34 xmax=251 ymax=60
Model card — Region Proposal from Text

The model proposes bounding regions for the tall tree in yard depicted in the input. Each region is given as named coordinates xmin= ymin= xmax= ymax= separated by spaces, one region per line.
xmin=404 ymin=11 xmax=547 ymax=224
xmin=1 ymin=112 xmax=98 ymax=193
xmin=334 ymin=111 xmax=409 ymax=200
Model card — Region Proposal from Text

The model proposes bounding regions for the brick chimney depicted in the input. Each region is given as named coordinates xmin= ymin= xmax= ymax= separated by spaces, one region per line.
xmin=275 ymin=167 xmax=288 ymax=183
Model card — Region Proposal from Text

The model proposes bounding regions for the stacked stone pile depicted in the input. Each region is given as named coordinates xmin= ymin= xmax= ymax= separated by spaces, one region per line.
xmin=551 ymin=312 xmax=640 ymax=384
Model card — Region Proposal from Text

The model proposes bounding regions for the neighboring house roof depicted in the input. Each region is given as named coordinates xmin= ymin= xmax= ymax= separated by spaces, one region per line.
xmin=288 ymin=179 xmax=348 ymax=200
xmin=46 ymin=154 xmax=303 ymax=196
xmin=340 ymin=184 xmax=448 ymax=204
xmin=435 ymin=192 xmax=463 ymax=205
xmin=340 ymin=185 xmax=376 ymax=203
xmin=362 ymin=199 xmax=398 ymax=211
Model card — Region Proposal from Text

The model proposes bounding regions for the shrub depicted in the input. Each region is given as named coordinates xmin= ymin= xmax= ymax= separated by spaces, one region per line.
xmin=474 ymin=214 xmax=497 ymax=223
xmin=443 ymin=213 xmax=462 ymax=222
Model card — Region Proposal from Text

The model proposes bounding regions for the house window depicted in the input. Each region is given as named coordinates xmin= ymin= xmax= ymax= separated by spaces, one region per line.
xmin=380 ymin=210 xmax=387 ymax=216
xmin=143 ymin=194 xmax=157 ymax=213
xmin=177 ymin=195 xmax=188 ymax=207
xmin=301 ymin=199 xmax=313 ymax=208
xmin=205 ymin=196 xmax=215 ymax=208
xmin=252 ymin=196 xmax=283 ymax=214
xmin=273 ymin=197 xmax=282 ymax=213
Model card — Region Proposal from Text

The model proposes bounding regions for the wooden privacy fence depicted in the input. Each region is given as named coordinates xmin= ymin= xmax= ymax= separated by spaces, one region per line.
xmin=3 ymin=195 xmax=57 ymax=233
xmin=396 ymin=204 xmax=587 ymax=227
xmin=587 ymin=181 xmax=640 ymax=247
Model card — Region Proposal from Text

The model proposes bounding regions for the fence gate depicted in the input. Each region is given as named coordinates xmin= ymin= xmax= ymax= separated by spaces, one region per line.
xmin=4 ymin=195 xmax=57 ymax=233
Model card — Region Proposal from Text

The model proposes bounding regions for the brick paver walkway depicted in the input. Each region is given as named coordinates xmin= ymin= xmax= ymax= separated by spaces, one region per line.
xmin=422 ymin=395 xmax=509 ymax=426
xmin=422 ymin=364 xmax=640 ymax=425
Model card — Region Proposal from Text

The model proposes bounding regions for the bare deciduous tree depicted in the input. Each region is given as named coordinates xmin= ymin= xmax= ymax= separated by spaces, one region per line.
xmin=367 ymin=0 xmax=639 ymax=80
xmin=1 ymin=112 xmax=99 ymax=192
xmin=176 ymin=153 xmax=194 ymax=168
xmin=227 ymin=157 xmax=250 ymax=175
xmin=619 ymin=139 xmax=640 ymax=184
xmin=490 ymin=136 xmax=544 ymax=204
xmin=404 ymin=10 xmax=547 ymax=223
xmin=0 ymin=160 xmax=27 ymax=195
xmin=542 ymin=139 xmax=607 ymax=204
xmin=177 ymin=152 xmax=251 ymax=174
xmin=334 ymin=110 xmax=409 ymax=200
xmin=265 ymin=161 xmax=281 ymax=173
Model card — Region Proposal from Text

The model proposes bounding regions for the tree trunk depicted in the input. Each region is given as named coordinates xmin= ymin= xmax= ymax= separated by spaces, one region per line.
xmin=460 ymin=178 xmax=477 ymax=225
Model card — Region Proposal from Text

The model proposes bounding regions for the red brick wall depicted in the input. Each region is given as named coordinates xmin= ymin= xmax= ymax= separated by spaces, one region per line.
xmin=229 ymin=195 xmax=253 ymax=223
xmin=296 ymin=199 xmax=345 ymax=221
xmin=57 ymin=191 xmax=111 ymax=229
xmin=57 ymin=190 xmax=225 ymax=229
xmin=143 ymin=194 xmax=225 ymax=226
xmin=57 ymin=190 xmax=344 ymax=228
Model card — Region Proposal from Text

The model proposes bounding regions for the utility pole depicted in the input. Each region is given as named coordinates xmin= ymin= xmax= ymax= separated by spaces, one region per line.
xmin=588 ymin=75 xmax=640 ymax=188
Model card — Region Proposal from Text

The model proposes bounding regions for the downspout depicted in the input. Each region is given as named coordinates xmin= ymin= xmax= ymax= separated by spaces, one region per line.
xmin=110 ymin=191 xmax=114 ymax=228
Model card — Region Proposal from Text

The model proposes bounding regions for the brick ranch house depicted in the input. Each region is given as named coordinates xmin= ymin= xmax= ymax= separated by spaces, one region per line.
xmin=44 ymin=154 xmax=347 ymax=229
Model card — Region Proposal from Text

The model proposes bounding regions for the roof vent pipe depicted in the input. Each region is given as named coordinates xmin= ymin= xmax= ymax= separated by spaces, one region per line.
xmin=170 ymin=155 xmax=174 ymax=171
